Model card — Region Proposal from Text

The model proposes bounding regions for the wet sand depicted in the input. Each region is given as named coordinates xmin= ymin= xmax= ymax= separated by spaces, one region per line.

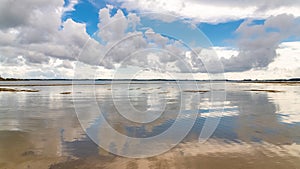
xmin=3 ymin=138 xmax=299 ymax=169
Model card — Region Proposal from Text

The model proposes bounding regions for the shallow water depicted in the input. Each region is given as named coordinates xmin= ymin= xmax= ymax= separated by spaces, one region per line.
xmin=0 ymin=81 xmax=300 ymax=169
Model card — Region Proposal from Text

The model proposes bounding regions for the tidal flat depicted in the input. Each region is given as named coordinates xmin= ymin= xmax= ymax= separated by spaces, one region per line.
xmin=0 ymin=80 xmax=300 ymax=169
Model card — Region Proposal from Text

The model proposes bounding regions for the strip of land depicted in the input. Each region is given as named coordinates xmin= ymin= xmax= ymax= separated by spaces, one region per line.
xmin=0 ymin=88 xmax=39 ymax=92
xmin=244 ymin=89 xmax=283 ymax=93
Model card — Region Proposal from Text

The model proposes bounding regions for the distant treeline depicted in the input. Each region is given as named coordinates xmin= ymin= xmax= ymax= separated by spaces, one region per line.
xmin=236 ymin=78 xmax=300 ymax=82
xmin=0 ymin=76 xmax=299 ymax=82
xmin=0 ymin=76 xmax=22 ymax=81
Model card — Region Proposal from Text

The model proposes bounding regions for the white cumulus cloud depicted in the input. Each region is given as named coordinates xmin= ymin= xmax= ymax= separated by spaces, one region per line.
xmin=115 ymin=0 xmax=300 ymax=23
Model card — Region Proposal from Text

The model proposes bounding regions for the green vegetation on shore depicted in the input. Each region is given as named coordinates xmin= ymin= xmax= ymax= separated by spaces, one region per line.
xmin=0 ymin=75 xmax=21 ymax=81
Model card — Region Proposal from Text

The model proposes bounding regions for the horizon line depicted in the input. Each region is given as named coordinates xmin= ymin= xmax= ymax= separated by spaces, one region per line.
xmin=1 ymin=78 xmax=300 ymax=82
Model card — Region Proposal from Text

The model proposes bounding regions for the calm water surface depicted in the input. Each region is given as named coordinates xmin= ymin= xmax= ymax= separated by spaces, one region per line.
xmin=0 ymin=81 xmax=300 ymax=169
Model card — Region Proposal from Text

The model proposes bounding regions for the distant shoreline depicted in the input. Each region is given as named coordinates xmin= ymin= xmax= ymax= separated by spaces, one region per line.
xmin=0 ymin=78 xmax=300 ymax=82
xmin=0 ymin=78 xmax=299 ymax=87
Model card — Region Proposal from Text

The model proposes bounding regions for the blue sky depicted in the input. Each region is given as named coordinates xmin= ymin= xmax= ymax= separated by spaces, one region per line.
xmin=63 ymin=0 xmax=300 ymax=47
xmin=63 ymin=0 xmax=246 ymax=47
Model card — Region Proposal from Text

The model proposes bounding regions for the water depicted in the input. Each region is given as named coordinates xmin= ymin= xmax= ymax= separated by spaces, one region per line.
xmin=0 ymin=81 xmax=300 ymax=168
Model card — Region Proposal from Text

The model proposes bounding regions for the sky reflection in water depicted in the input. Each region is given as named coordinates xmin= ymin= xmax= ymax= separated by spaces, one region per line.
xmin=0 ymin=81 xmax=300 ymax=168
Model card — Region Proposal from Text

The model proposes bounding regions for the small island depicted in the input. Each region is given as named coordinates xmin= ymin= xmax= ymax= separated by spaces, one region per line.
xmin=0 ymin=87 xmax=39 ymax=92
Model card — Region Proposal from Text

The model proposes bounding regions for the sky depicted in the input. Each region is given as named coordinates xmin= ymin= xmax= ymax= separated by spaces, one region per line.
xmin=0 ymin=0 xmax=300 ymax=80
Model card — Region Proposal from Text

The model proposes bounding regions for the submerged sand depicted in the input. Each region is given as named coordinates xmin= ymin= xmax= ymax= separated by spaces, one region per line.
xmin=6 ymin=139 xmax=298 ymax=169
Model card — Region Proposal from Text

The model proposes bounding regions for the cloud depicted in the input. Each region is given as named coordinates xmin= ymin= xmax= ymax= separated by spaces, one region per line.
xmin=0 ymin=1 xmax=299 ymax=79
xmin=0 ymin=0 xmax=93 ymax=66
xmin=0 ymin=19 xmax=90 ymax=65
xmin=59 ymin=60 xmax=74 ymax=69
xmin=95 ymin=2 xmax=300 ymax=75
xmin=115 ymin=0 xmax=300 ymax=23
xmin=63 ymin=0 xmax=79 ymax=13
xmin=0 ymin=0 xmax=66 ymax=29
xmin=0 ymin=2 xmax=199 ymax=77
xmin=220 ymin=14 xmax=300 ymax=72
xmin=0 ymin=3 xmax=180 ymax=75
xmin=97 ymin=7 xmax=141 ymax=43
xmin=85 ymin=6 xmax=191 ymax=72
xmin=216 ymin=41 xmax=300 ymax=79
